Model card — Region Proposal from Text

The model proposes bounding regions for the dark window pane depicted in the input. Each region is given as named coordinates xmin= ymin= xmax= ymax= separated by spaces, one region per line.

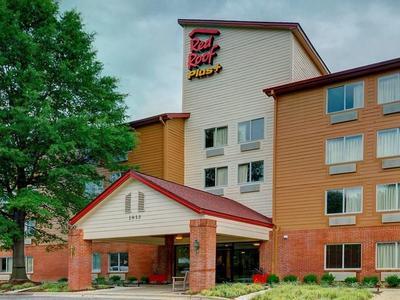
xmin=251 ymin=161 xmax=264 ymax=182
xmin=205 ymin=168 xmax=216 ymax=187
xmin=326 ymin=245 xmax=343 ymax=269
xmin=205 ymin=128 xmax=215 ymax=148
xmin=251 ymin=118 xmax=264 ymax=141
xmin=327 ymin=190 xmax=344 ymax=214
xmin=109 ymin=253 xmax=119 ymax=271
xmin=120 ymin=253 xmax=128 ymax=267
xmin=327 ymin=86 xmax=345 ymax=113
xmin=345 ymin=85 xmax=355 ymax=109
xmin=344 ymin=244 xmax=361 ymax=268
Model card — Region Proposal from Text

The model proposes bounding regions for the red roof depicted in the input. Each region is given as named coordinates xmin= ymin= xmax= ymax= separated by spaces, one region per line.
xmin=70 ymin=171 xmax=273 ymax=228
xmin=128 ymin=113 xmax=190 ymax=128
xmin=264 ymin=57 xmax=400 ymax=97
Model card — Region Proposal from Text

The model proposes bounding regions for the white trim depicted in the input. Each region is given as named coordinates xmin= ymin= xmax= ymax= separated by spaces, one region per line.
xmin=376 ymin=127 xmax=400 ymax=158
xmin=376 ymin=182 xmax=400 ymax=212
xmin=108 ymin=252 xmax=129 ymax=273
xmin=204 ymin=166 xmax=229 ymax=189
xmin=325 ymin=133 xmax=364 ymax=165
xmin=376 ymin=241 xmax=400 ymax=270
xmin=325 ymin=186 xmax=363 ymax=215
xmin=237 ymin=160 xmax=265 ymax=185
xmin=204 ymin=126 xmax=228 ymax=149
xmin=377 ymin=73 xmax=400 ymax=104
xmin=326 ymin=81 xmax=365 ymax=114
xmin=237 ymin=117 xmax=265 ymax=144
xmin=324 ymin=243 xmax=362 ymax=271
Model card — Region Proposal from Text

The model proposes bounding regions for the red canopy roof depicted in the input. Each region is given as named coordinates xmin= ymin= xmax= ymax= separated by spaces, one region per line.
xmin=70 ymin=171 xmax=273 ymax=228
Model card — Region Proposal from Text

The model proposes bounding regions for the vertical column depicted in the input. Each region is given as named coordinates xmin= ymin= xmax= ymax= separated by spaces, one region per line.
xmin=189 ymin=219 xmax=216 ymax=292
xmin=259 ymin=233 xmax=273 ymax=274
xmin=68 ymin=228 xmax=92 ymax=291
xmin=165 ymin=235 xmax=175 ymax=282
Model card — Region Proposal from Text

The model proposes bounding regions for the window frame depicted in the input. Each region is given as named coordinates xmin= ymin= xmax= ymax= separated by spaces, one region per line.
xmin=204 ymin=126 xmax=228 ymax=149
xmin=25 ymin=256 xmax=33 ymax=274
xmin=204 ymin=166 xmax=228 ymax=188
xmin=376 ymin=128 xmax=400 ymax=158
xmin=376 ymin=182 xmax=400 ymax=212
xmin=0 ymin=257 xmax=12 ymax=273
xmin=0 ymin=257 xmax=33 ymax=274
xmin=92 ymin=253 xmax=101 ymax=273
xmin=325 ymin=187 xmax=363 ymax=216
xmin=376 ymin=242 xmax=400 ymax=270
xmin=237 ymin=160 xmax=264 ymax=185
xmin=108 ymin=252 xmax=129 ymax=273
xmin=237 ymin=117 xmax=265 ymax=144
xmin=378 ymin=73 xmax=400 ymax=104
xmin=324 ymin=243 xmax=362 ymax=271
xmin=326 ymin=81 xmax=365 ymax=114
xmin=325 ymin=133 xmax=364 ymax=165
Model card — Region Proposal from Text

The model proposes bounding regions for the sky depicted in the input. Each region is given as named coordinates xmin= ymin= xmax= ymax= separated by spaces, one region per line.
xmin=59 ymin=0 xmax=400 ymax=121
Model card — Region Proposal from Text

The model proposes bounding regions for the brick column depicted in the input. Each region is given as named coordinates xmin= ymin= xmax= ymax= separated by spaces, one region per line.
xmin=68 ymin=228 xmax=92 ymax=291
xmin=165 ymin=235 xmax=175 ymax=282
xmin=189 ymin=219 xmax=216 ymax=293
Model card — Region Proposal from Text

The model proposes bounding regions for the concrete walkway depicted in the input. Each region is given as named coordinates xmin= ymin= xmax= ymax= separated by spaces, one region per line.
xmin=373 ymin=289 xmax=400 ymax=300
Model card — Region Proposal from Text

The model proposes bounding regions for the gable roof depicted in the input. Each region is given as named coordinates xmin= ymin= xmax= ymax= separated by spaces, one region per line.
xmin=128 ymin=113 xmax=190 ymax=129
xmin=264 ymin=57 xmax=400 ymax=97
xmin=70 ymin=171 xmax=273 ymax=228
xmin=178 ymin=19 xmax=329 ymax=75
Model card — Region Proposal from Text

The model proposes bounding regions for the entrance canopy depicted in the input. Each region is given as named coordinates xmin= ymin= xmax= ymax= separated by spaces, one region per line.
xmin=69 ymin=171 xmax=273 ymax=241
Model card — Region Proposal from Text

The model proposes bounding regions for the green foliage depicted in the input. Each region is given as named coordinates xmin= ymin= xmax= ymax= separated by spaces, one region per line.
xmin=282 ymin=275 xmax=298 ymax=283
xmin=303 ymin=274 xmax=318 ymax=284
xmin=35 ymin=282 xmax=68 ymax=292
xmin=0 ymin=283 xmax=13 ymax=291
xmin=140 ymin=276 xmax=149 ymax=283
xmin=0 ymin=0 xmax=135 ymax=279
xmin=362 ymin=276 xmax=379 ymax=287
xmin=253 ymin=284 xmax=372 ymax=300
xmin=94 ymin=276 xmax=106 ymax=285
xmin=128 ymin=276 xmax=137 ymax=282
xmin=385 ymin=275 xmax=400 ymax=287
xmin=57 ymin=277 xmax=68 ymax=283
xmin=267 ymin=274 xmax=279 ymax=284
xmin=109 ymin=275 xmax=121 ymax=283
xmin=320 ymin=273 xmax=335 ymax=285
xmin=344 ymin=277 xmax=358 ymax=285
xmin=200 ymin=283 xmax=265 ymax=298
xmin=10 ymin=282 xmax=36 ymax=290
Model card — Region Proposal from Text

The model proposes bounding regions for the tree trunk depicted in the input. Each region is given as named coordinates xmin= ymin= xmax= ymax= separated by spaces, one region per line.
xmin=10 ymin=209 xmax=28 ymax=282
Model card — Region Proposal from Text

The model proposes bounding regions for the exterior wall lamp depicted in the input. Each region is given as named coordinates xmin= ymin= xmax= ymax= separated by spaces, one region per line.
xmin=194 ymin=239 xmax=200 ymax=254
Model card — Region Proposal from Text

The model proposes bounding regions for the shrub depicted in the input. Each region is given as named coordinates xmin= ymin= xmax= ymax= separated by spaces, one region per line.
xmin=140 ymin=276 xmax=149 ymax=283
xmin=283 ymin=275 xmax=298 ymax=283
xmin=57 ymin=277 xmax=68 ymax=283
xmin=0 ymin=283 xmax=13 ymax=291
xmin=200 ymin=283 xmax=264 ymax=298
xmin=267 ymin=274 xmax=279 ymax=284
xmin=128 ymin=276 xmax=138 ymax=282
xmin=38 ymin=282 xmax=68 ymax=292
xmin=344 ymin=276 xmax=358 ymax=285
xmin=362 ymin=276 xmax=379 ymax=287
xmin=94 ymin=276 xmax=106 ymax=285
xmin=109 ymin=275 xmax=121 ymax=283
xmin=320 ymin=273 xmax=335 ymax=285
xmin=303 ymin=274 xmax=318 ymax=284
xmin=385 ymin=275 xmax=400 ymax=288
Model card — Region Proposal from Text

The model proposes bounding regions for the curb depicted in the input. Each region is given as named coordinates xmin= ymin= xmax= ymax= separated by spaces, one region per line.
xmin=235 ymin=289 xmax=269 ymax=300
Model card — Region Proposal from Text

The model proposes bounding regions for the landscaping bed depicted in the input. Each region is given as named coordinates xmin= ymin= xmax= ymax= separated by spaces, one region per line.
xmin=200 ymin=283 xmax=266 ymax=298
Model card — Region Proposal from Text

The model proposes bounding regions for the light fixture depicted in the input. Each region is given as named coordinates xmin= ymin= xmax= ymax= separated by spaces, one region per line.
xmin=283 ymin=235 xmax=288 ymax=240
xmin=241 ymin=251 xmax=245 ymax=254
xmin=175 ymin=235 xmax=183 ymax=240
xmin=194 ymin=240 xmax=200 ymax=254
xmin=253 ymin=242 xmax=260 ymax=247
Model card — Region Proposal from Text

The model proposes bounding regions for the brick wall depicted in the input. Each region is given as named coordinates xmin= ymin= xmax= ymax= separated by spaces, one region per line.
xmin=276 ymin=225 xmax=400 ymax=280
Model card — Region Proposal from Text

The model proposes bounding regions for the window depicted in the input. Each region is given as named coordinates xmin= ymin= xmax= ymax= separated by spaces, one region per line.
xmin=113 ymin=153 xmax=129 ymax=162
xmin=110 ymin=172 xmax=122 ymax=183
xmin=205 ymin=126 xmax=228 ymax=148
xmin=0 ymin=257 xmax=33 ymax=273
xmin=325 ymin=244 xmax=361 ymax=269
xmin=327 ymin=82 xmax=364 ymax=113
xmin=377 ymin=242 xmax=400 ymax=269
xmin=326 ymin=135 xmax=363 ymax=165
xmin=0 ymin=257 xmax=12 ymax=273
xmin=377 ymin=128 xmax=400 ymax=158
xmin=238 ymin=118 xmax=264 ymax=143
xmin=109 ymin=252 xmax=128 ymax=272
xmin=92 ymin=253 xmax=101 ymax=273
xmin=377 ymin=183 xmax=400 ymax=212
xmin=238 ymin=161 xmax=264 ymax=184
xmin=205 ymin=167 xmax=228 ymax=188
xmin=84 ymin=181 xmax=104 ymax=198
xmin=138 ymin=192 xmax=145 ymax=213
xmin=378 ymin=73 xmax=400 ymax=104
xmin=326 ymin=187 xmax=362 ymax=215
xmin=24 ymin=220 xmax=36 ymax=237
xmin=125 ymin=193 xmax=132 ymax=214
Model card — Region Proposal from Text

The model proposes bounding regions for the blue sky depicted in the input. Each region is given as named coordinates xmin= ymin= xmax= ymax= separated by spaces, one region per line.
xmin=60 ymin=0 xmax=400 ymax=121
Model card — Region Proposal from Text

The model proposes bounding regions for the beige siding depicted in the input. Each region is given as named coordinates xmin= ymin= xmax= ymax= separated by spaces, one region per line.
xmin=77 ymin=178 xmax=199 ymax=240
xmin=292 ymin=35 xmax=322 ymax=81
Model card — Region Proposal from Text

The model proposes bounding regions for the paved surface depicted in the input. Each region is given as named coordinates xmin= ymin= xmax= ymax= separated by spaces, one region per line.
xmin=373 ymin=289 xmax=400 ymax=299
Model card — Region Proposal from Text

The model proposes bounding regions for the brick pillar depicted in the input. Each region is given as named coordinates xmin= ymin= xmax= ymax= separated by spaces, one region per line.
xmin=165 ymin=235 xmax=175 ymax=282
xmin=189 ymin=219 xmax=216 ymax=293
xmin=68 ymin=228 xmax=92 ymax=291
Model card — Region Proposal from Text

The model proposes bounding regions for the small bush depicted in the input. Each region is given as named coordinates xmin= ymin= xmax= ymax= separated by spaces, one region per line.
xmin=344 ymin=276 xmax=358 ymax=285
xmin=140 ymin=276 xmax=149 ymax=283
xmin=200 ymin=283 xmax=264 ymax=298
xmin=128 ymin=276 xmax=138 ymax=282
xmin=57 ymin=277 xmax=68 ymax=283
xmin=0 ymin=283 xmax=13 ymax=291
xmin=283 ymin=275 xmax=298 ymax=283
xmin=94 ymin=276 xmax=106 ymax=285
xmin=320 ymin=273 xmax=335 ymax=285
xmin=109 ymin=275 xmax=121 ymax=283
xmin=362 ymin=276 xmax=379 ymax=287
xmin=267 ymin=274 xmax=279 ymax=284
xmin=38 ymin=282 xmax=68 ymax=292
xmin=385 ymin=275 xmax=400 ymax=288
xmin=303 ymin=274 xmax=318 ymax=284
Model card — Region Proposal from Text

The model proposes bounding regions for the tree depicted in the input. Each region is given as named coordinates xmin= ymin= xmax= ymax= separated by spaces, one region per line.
xmin=0 ymin=0 xmax=135 ymax=281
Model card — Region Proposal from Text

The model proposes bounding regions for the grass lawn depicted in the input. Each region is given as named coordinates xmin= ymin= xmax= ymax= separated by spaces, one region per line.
xmin=254 ymin=284 xmax=373 ymax=300
xmin=200 ymin=283 xmax=266 ymax=298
